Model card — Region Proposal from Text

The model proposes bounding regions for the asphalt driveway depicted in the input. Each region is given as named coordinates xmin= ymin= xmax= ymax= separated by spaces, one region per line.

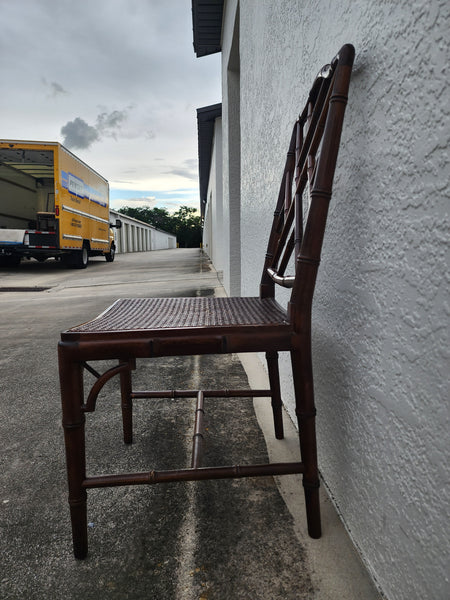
xmin=0 ymin=249 xmax=381 ymax=599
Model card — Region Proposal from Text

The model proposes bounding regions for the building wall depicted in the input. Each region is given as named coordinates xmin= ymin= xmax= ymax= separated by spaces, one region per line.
xmin=202 ymin=117 xmax=224 ymax=280
xmin=223 ymin=1 xmax=449 ymax=599
xmin=110 ymin=209 xmax=176 ymax=253
xmin=221 ymin=0 xmax=241 ymax=295
xmin=151 ymin=226 xmax=177 ymax=250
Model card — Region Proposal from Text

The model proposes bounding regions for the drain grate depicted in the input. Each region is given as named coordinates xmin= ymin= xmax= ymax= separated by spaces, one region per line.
xmin=0 ymin=287 xmax=51 ymax=292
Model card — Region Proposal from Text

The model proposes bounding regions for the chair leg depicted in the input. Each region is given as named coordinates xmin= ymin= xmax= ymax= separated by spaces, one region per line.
xmin=58 ymin=345 xmax=88 ymax=558
xmin=266 ymin=351 xmax=284 ymax=439
xmin=290 ymin=346 xmax=322 ymax=538
xmin=120 ymin=360 xmax=134 ymax=444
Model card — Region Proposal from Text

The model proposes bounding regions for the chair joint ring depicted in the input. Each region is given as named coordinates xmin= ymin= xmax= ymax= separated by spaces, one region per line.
xmin=296 ymin=408 xmax=317 ymax=419
xmin=303 ymin=479 xmax=320 ymax=490
xmin=62 ymin=417 xmax=85 ymax=429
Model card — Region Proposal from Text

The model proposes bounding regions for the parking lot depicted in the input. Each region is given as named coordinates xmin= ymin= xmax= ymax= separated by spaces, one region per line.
xmin=0 ymin=249 xmax=380 ymax=599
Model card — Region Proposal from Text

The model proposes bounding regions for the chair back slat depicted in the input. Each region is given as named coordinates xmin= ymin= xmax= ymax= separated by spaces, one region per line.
xmin=294 ymin=121 xmax=304 ymax=257
xmin=278 ymin=229 xmax=295 ymax=277
xmin=260 ymin=45 xmax=355 ymax=326
xmin=268 ymin=73 xmax=335 ymax=283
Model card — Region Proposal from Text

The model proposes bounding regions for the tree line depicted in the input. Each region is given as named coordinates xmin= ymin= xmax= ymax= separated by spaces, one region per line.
xmin=118 ymin=206 xmax=202 ymax=248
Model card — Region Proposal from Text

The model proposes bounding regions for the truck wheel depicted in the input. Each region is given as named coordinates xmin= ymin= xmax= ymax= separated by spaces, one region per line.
xmin=0 ymin=255 xmax=21 ymax=267
xmin=105 ymin=244 xmax=115 ymax=262
xmin=72 ymin=246 xmax=89 ymax=269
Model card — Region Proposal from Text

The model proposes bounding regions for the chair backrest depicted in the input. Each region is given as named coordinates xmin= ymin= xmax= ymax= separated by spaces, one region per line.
xmin=260 ymin=44 xmax=355 ymax=328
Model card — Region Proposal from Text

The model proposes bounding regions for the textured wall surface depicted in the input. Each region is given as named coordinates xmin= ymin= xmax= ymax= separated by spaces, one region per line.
xmin=220 ymin=0 xmax=241 ymax=295
xmin=237 ymin=1 xmax=449 ymax=599
xmin=203 ymin=118 xmax=224 ymax=275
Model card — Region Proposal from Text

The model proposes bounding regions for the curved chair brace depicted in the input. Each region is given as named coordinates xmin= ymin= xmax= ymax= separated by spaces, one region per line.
xmin=83 ymin=363 xmax=130 ymax=413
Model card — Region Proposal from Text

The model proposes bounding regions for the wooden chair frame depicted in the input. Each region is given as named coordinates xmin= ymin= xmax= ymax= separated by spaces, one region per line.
xmin=59 ymin=44 xmax=355 ymax=558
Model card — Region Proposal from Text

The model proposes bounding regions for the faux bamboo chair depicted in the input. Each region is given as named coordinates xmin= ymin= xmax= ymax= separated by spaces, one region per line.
xmin=59 ymin=44 xmax=355 ymax=559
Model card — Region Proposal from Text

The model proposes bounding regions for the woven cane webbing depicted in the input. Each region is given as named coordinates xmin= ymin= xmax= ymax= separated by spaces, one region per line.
xmin=67 ymin=296 xmax=288 ymax=333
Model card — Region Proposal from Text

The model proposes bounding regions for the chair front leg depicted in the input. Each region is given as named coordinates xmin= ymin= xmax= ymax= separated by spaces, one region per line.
xmin=58 ymin=344 xmax=88 ymax=558
xmin=290 ymin=346 xmax=321 ymax=538
xmin=266 ymin=351 xmax=284 ymax=439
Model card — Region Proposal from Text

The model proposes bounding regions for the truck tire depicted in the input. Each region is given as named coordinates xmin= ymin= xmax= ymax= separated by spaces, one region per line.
xmin=105 ymin=244 xmax=115 ymax=262
xmin=72 ymin=245 xmax=89 ymax=269
xmin=0 ymin=254 xmax=21 ymax=267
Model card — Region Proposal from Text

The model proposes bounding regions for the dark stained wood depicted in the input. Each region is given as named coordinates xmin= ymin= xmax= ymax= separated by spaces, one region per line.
xmin=59 ymin=44 xmax=355 ymax=558
xmin=83 ymin=462 xmax=305 ymax=489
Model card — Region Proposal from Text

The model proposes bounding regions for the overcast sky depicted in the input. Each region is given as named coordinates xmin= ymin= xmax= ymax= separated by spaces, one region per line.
xmin=0 ymin=0 xmax=221 ymax=212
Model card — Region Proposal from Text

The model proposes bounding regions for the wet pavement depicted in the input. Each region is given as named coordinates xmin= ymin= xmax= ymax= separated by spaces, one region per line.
xmin=0 ymin=249 xmax=381 ymax=599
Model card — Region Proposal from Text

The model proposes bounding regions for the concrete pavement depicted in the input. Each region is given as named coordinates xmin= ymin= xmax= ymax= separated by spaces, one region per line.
xmin=0 ymin=249 xmax=382 ymax=599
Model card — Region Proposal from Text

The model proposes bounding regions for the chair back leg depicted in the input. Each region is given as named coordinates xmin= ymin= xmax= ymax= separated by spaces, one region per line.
xmin=120 ymin=360 xmax=134 ymax=444
xmin=266 ymin=351 xmax=284 ymax=439
xmin=290 ymin=346 xmax=321 ymax=538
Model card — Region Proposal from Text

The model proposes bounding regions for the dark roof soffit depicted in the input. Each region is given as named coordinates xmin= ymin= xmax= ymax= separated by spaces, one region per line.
xmin=192 ymin=0 xmax=224 ymax=57
xmin=197 ymin=103 xmax=222 ymax=216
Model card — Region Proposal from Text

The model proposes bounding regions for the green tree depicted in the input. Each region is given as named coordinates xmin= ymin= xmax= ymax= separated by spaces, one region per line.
xmin=118 ymin=205 xmax=202 ymax=248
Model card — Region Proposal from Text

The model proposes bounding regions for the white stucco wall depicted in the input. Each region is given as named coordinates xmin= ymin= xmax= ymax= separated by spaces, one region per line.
xmin=151 ymin=226 xmax=176 ymax=250
xmin=203 ymin=118 xmax=225 ymax=279
xmin=233 ymin=2 xmax=449 ymax=599
xmin=221 ymin=0 xmax=241 ymax=295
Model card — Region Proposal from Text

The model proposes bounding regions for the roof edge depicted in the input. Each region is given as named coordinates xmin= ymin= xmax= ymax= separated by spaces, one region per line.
xmin=197 ymin=103 xmax=222 ymax=216
xmin=192 ymin=0 xmax=224 ymax=57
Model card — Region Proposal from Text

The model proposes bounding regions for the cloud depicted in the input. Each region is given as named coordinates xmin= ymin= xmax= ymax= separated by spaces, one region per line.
xmin=42 ymin=78 xmax=68 ymax=97
xmin=112 ymin=196 xmax=197 ymax=213
xmin=118 ymin=196 xmax=157 ymax=205
xmin=61 ymin=117 xmax=99 ymax=149
xmin=1 ymin=1 xmax=220 ymax=214
xmin=96 ymin=109 xmax=128 ymax=138
xmin=184 ymin=158 xmax=198 ymax=170
xmin=111 ymin=196 xmax=159 ymax=211
xmin=110 ymin=188 xmax=200 ymax=213
xmin=61 ymin=108 xmax=129 ymax=149
xmin=50 ymin=81 xmax=68 ymax=96
xmin=166 ymin=158 xmax=198 ymax=181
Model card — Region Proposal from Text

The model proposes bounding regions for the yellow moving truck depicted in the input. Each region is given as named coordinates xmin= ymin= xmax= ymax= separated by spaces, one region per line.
xmin=0 ymin=140 xmax=121 ymax=268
